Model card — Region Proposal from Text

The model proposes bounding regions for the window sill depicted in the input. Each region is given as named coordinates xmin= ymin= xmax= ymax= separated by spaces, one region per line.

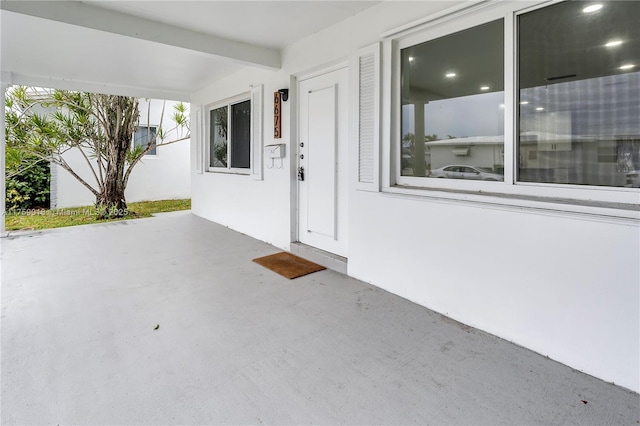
xmin=383 ymin=185 xmax=640 ymax=222
xmin=206 ymin=168 xmax=251 ymax=176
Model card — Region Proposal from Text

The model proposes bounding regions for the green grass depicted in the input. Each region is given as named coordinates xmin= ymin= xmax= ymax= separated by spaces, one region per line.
xmin=5 ymin=199 xmax=191 ymax=231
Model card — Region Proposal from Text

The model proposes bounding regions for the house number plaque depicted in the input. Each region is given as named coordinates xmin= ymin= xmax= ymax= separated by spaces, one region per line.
xmin=274 ymin=91 xmax=282 ymax=139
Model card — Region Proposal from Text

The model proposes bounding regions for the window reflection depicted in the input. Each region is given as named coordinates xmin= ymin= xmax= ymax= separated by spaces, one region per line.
xmin=133 ymin=126 xmax=157 ymax=156
xmin=230 ymin=100 xmax=251 ymax=169
xmin=518 ymin=1 xmax=640 ymax=187
xmin=401 ymin=20 xmax=505 ymax=180
xmin=210 ymin=106 xmax=227 ymax=168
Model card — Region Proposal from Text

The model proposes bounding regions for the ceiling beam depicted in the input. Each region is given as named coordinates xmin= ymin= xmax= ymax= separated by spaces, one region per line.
xmin=0 ymin=1 xmax=281 ymax=70
xmin=7 ymin=72 xmax=191 ymax=102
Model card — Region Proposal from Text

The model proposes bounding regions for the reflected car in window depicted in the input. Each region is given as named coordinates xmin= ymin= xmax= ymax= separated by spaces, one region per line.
xmin=626 ymin=171 xmax=640 ymax=188
xmin=429 ymin=165 xmax=504 ymax=181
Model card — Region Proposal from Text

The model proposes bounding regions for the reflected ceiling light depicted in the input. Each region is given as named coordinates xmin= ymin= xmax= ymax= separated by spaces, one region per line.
xmin=619 ymin=64 xmax=635 ymax=70
xmin=582 ymin=4 xmax=602 ymax=13
xmin=536 ymin=107 xmax=544 ymax=111
xmin=445 ymin=72 xmax=456 ymax=78
xmin=499 ymin=103 xmax=505 ymax=109
xmin=409 ymin=56 xmax=415 ymax=62
xmin=480 ymin=85 xmax=490 ymax=91
xmin=605 ymin=40 xmax=623 ymax=48
xmin=520 ymin=101 xmax=529 ymax=105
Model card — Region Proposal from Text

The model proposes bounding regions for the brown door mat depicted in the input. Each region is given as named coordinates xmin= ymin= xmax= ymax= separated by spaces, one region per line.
xmin=252 ymin=252 xmax=326 ymax=279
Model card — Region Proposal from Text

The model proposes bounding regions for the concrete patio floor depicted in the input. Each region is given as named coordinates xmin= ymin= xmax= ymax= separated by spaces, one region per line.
xmin=1 ymin=212 xmax=638 ymax=425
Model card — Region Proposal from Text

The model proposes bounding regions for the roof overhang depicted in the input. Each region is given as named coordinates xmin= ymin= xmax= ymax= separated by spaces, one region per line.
xmin=1 ymin=1 xmax=378 ymax=100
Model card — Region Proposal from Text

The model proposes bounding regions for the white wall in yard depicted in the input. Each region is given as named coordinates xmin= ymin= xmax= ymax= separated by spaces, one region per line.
xmin=190 ymin=1 xmax=640 ymax=392
xmin=54 ymin=99 xmax=190 ymax=208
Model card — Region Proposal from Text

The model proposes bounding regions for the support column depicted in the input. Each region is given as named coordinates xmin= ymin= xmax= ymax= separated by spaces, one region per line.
xmin=413 ymin=101 xmax=426 ymax=177
xmin=1 ymin=82 xmax=7 ymax=235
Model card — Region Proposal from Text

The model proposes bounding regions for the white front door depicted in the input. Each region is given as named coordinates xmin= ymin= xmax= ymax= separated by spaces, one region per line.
xmin=297 ymin=67 xmax=348 ymax=257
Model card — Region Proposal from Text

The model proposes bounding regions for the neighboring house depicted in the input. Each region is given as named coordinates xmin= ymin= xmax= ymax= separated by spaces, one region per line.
xmin=50 ymin=99 xmax=190 ymax=208
xmin=1 ymin=0 xmax=638 ymax=394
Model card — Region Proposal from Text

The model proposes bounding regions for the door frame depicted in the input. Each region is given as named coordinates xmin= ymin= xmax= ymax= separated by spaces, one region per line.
xmin=290 ymin=61 xmax=349 ymax=251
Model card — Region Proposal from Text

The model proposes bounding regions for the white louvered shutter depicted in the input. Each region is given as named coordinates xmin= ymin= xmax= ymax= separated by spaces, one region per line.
xmin=251 ymin=85 xmax=264 ymax=180
xmin=193 ymin=105 xmax=203 ymax=174
xmin=354 ymin=43 xmax=381 ymax=191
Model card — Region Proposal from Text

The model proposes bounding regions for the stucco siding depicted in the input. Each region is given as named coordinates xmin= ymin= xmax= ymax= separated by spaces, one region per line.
xmin=189 ymin=0 xmax=640 ymax=392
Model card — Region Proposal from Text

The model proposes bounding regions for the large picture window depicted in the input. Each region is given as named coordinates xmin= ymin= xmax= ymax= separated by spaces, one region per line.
xmin=391 ymin=0 xmax=639 ymax=206
xmin=518 ymin=1 xmax=640 ymax=188
xmin=209 ymin=98 xmax=251 ymax=170
xmin=401 ymin=20 xmax=504 ymax=181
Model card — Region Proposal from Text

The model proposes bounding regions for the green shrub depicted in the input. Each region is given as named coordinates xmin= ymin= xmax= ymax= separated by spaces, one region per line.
xmin=5 ymin=158 xmax=50 ymax=210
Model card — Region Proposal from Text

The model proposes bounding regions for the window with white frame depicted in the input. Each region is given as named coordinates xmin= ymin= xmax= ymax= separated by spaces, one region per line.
xmin=517 ymin=1 xmax=639 ymax=188
xmin=133 ymin=125 xmax=158 ymax=156
xmin=401 ymin=20 xmax=504 ymax=181
xmin=209 ymin=98 xmax=251 ymax=170
xmin=392 ymin=0 xmax=639 ymax=200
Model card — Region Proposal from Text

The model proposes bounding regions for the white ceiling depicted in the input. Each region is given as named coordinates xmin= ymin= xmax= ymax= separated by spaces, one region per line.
xmin=88 ymin=1 xmax=380 ymax=49
xmin=1 ymin=10 xmax=243 ymax=100
xmin=0 ymin=1 xmax=380 ymax=100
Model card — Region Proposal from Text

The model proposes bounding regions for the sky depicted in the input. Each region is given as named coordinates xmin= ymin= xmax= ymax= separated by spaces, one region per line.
xmin=402 ymin=91 xmax=505 ymax=140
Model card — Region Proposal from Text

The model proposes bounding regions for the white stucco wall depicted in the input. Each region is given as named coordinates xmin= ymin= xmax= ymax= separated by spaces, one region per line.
xmin=54 ymin=99 xmax=190 ymax=208
xmin=189 ymin=1 xmax=640 ymax=392
xmin=348 ymin=191 xmax=639 ymax=391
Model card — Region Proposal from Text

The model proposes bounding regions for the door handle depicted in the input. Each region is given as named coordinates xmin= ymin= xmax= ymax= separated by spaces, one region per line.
xmin=297 ymin=166 xmax=305 ymax=181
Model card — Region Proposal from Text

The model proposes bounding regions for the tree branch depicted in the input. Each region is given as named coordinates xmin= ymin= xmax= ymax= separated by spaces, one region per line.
xmin=75 ymin=143 xmax=101 ymax=189
xmin=31 ymin=151 xmax=99 ymax=197
xmin=5 ymin=157 xmax=48 ymax=179
xmin=155 ymin=135 xmax=191 ymax=147
xmin=123 ymin=149 xmax=145 ymax=189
